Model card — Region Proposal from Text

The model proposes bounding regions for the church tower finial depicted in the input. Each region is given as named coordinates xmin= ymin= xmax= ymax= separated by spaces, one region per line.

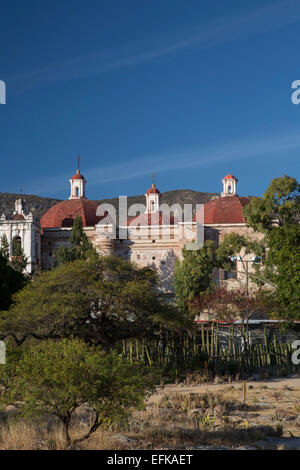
xmin=13 ymin=198 xmax=26 ymax=216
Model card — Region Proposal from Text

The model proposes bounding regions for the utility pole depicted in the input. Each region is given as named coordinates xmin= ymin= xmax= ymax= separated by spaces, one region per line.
xmin=230 ymin=256 xmax=261 ymax=293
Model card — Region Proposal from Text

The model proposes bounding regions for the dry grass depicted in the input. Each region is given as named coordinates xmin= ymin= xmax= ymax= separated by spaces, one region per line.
xmin=130 ymin=423 xmax=283 ymax=448
xmin=157 ymin=391 xmax=244 ymax=414
xmin=0 ymin=377 xmax=299 ymax=450
xmin=0 ymin=419 xmax=124 ymax=450
xmin=0 ymin=421 xmax=40 ymax=450
xmin=123 ymin=392 xmax=283 ymax=448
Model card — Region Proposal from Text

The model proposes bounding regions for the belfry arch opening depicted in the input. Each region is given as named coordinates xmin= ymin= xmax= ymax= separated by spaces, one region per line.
xmin=12 ymin=235 xmax=22 ymax=256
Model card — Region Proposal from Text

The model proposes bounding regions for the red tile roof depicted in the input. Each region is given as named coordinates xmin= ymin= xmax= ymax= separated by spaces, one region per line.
xmin=193 ymin=195 xmax=250 ymax=224
xmin=146 ymin=184 xmax=160 ymax=195
xmin=71 ymin=170 xmax=85 ymax=180
xmin=41 ymin=198 xmax=103 ymax=229
xmin=224 ymin=174 xmax=237 ymax=180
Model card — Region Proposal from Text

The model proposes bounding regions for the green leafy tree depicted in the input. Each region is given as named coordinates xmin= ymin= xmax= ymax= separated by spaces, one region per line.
xmin=217 ymin=233 xmax=265 ymax=265
xmin=0 ymin=253 xmax=26 ymax=310
xmin=243 ymin=175 xmax=300 ymax=319
xmin=262 ymin=224 xmax=300 ymax=318
xmin=0 ymin=234 xmax=9 ymax=260
xmin=0 ymin=234 xmax=28 ymax=274
xmin=243 ymin=174 xmax=300 ymax=232
xmin=175 ymin=236 xmax=265 ymax=315
xmin=10 ymin=237 xmax=28 ymax=273
xmin=54 ymin=215 xmax=95 ymax=265
xmin=174 ymin=240 xmax=220 ymax=313
xmin=69 ymin=215 xmax=91 ymax=247
xmin=217 ymin=232 xmax=267 ymax=288
xmin=0 ymin=254 xmax=187 ymax=348
xmin=1 ymin=338 xmax=154 ymax=447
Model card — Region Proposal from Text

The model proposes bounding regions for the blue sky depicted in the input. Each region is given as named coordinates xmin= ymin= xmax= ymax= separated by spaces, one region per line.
xmin=0 ymin=0 xmax=300 ymax=200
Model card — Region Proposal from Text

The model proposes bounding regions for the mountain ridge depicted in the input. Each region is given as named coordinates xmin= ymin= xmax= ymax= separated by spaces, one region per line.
xmin=0 ymin=189 xmax=221 ymax=220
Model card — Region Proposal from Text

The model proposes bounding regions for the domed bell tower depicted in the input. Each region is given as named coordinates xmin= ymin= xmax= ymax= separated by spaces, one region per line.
xmin=69 ymin=169 xmax=86 ymax=199
xmin=145 ymin=183 xmax=160 ymax=213
xmin=221 ymin=174 xmax=238 ymax=197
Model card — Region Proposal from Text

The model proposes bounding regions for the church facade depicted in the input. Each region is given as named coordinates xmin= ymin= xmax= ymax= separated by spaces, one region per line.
xmin=0 ymin=198 xmax=41 ymax=273
xmin=0 ymin=169 xmax=262 ymax=292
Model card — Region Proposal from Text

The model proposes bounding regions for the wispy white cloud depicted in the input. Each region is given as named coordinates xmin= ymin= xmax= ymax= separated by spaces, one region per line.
xmin=29 ymin=126 xmax=300 ymax=196
xmin=10 ymin=0 xmax=300 ymax=94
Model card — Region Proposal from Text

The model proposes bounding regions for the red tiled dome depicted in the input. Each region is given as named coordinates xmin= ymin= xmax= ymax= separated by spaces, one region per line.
xmin=71 ymin=170 xmax=85 ymax=180
xmin=41 ymin=198 xmax=104 ymax=229
xmin=128 ymin=211 xmax=176 ymax=226
xmin=146 ymin=184 xmax=160 ymax=195
xmin=193 ymin=195 xmax=250 ymax=224
xmin=224 ymin=174 xmax=237 ymax=180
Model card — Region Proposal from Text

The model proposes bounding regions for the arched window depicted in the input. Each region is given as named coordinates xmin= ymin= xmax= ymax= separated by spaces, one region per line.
xmin=12 ymin=236 xmax=22 ymax=256
xmin=75 ymin=187 xmax=79 ymax=197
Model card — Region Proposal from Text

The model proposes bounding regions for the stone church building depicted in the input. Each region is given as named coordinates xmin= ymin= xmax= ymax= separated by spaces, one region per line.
xmin=0 ymin=169 xmax=262 ymax=293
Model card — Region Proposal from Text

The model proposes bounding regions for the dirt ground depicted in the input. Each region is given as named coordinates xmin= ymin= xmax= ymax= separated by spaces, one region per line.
xmin=148 ymin=375 xmax=300 ymax=404
xmin=138 ymin=375 xmax=300 ymax=450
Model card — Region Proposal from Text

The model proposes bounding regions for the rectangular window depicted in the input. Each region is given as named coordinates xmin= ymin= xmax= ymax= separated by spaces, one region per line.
xmin=224 ymin=270 xmax=237 ymax=280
